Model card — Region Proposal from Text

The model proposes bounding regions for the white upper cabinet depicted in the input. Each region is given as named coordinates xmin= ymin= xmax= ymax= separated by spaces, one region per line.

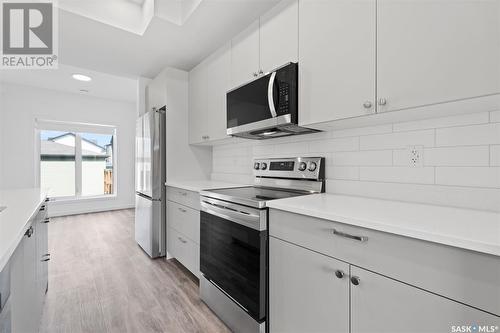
xmin=189 ymin=44 xmax=231 ymax=144
xmin=146 ymin=75 xmax=167 ymax=112
xmin=260 ymin=0 xmax=298 ymax=73
xmin=376 ymin=0 xmax=500 ymax=112
xmin=298 ymin=0 xmax=376 ymax=126
xmin=230 ymin=20 xmax=260 ymax=88
xmin=188 ymin=62 xmax=207 ymax=144
xmin=205 ymin=43 xmax=231 ymax=142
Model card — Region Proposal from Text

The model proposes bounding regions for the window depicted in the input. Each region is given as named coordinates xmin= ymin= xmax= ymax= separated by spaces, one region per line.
xmin=38 ymin=121 xmax=116 ymax=199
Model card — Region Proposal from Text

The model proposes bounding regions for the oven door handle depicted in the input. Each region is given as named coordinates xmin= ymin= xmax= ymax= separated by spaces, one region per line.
xmin=267 ymin=71 xmax=277 ymax=118
xmin=200 ymin=200 xmax=262 ymax=231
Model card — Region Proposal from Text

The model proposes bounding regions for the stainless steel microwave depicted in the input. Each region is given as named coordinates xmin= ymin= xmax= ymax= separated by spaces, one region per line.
xmin=226 ymin=62 xmax=318 ymax=140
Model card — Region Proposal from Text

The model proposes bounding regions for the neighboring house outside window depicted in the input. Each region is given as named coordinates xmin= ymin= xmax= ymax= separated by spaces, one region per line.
xmin=38 ymin=122 xmax=116 ymax=199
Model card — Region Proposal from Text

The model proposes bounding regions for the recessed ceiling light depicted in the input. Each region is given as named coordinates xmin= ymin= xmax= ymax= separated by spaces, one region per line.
xmin=79 ymin=89 xmax=89 ymax=93
xmin=72 ymin=74 xmax=92 ymax=82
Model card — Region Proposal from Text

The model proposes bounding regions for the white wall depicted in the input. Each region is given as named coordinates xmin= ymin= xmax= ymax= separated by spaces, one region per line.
xmin=212 ymin=110 xmax=500 ymax=212
xmin=0 ymin=83 xmax=136 ymax=216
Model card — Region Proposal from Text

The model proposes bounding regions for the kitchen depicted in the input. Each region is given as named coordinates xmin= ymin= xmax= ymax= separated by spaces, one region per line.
xmin=0 ymin=0 xmax=499 ymax=332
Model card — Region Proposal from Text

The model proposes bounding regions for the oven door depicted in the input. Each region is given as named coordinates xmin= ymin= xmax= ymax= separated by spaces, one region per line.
xmin=226 ymin=62 xmax=298 ymax=136
xmin=200 ymin=198 xmax=267 ymax=322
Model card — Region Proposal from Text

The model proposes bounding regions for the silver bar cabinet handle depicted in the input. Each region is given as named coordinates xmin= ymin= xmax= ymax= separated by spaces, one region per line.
xmin=331 ymin=228 xmax=368 ymax=242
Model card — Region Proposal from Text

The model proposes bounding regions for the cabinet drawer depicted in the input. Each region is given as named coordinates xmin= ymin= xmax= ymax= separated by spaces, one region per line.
xmin=167 ymin=201 xmax=200 ymax=244
xmin=167 ymin=227 xmax=200 ymax=278
xmin=166 ymin=187 xmax=200 ymax=210
xmin=269 ymin=209 xmax=500 ymax=316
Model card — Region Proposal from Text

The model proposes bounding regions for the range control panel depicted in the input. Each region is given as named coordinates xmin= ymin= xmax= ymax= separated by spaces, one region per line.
xmin=253 ymin=157 xmax=324 ymax=180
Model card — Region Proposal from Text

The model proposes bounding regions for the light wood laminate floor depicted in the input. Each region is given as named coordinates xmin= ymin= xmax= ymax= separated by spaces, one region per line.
xmin=39 ymin=209 xmax=230 ymax=333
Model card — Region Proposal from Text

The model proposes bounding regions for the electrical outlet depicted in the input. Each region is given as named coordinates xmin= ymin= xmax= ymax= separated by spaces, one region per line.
xmin=408 ymin=145 xmax=423 ymax=167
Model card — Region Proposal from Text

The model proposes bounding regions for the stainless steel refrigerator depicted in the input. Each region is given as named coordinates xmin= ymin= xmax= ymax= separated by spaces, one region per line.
xmin=135 ymin=107 xmax=166 ymax=258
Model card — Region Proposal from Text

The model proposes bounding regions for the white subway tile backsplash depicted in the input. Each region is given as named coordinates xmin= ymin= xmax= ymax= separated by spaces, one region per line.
xmin=359 ymin=130 xmax=435 ymax=150
xmin=253 ymin=144 xmax=275 ymax=157
xmin=393 ymin=112 xmax=489 ymax=132
xmin=212 ymin=111 xmax=500 ymax=211
xmin=359 ymin=166 xmax=435 ymax=184
xmin=491 ymin=146 xmax=500 ymax=166
xmin=416 ymin=146 xmax=489 ymax=167
xmin=308 ymin=137 xmax=359 ymax=153
xmin=331 ymin=124 xmax=393 ymax=138
xmin=326 ymin=179 xmax=500 ymax=212
xmin=325 ymin=166 xmax=359 ymax=180
xmin=436 ymin=123 xmax=500 ymax=146
xmin=333 ymin=150 xmax=392 ymax=166
xmin=273 ymin=141 xmax=308 ymax=155
xmin=491 ymin=110 xmax=500 ymax=123
xmin=436 ymin=167 xmax=500 ymax=188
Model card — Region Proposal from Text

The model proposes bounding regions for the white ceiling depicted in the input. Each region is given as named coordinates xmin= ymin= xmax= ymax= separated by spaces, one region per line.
xmin=0 ymin=64 xmax=138 ymax=103
xmin=58 ymin=0 xmax=280 ymax=78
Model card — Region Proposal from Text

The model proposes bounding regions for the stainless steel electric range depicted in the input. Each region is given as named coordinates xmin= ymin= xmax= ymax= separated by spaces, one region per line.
xmin=199 ymin=157 xmax=325 ymax=333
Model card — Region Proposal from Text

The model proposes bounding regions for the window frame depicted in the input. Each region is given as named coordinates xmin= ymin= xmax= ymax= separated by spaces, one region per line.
xmin=35 ymin=119 xmax=118 ymax=202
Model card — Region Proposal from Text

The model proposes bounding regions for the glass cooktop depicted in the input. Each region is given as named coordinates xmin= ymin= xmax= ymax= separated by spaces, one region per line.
xmin=201 ymin=186 xmax=311 ymax=209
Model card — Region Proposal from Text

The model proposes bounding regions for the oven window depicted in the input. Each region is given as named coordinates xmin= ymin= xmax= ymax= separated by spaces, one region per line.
xmin=200 ymin=211 xmax=266 ymax=321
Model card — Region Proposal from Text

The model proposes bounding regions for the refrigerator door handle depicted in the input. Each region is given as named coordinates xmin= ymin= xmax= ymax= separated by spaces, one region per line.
xmin=136 ymin=192 xmax=161 ymax=201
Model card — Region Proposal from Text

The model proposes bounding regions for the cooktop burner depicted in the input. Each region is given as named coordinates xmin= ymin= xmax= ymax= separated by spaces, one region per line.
xmin=202 ymin=186 xmax=310 ymax=208
xmin=200 ymin=157 xmax=325 ymax=208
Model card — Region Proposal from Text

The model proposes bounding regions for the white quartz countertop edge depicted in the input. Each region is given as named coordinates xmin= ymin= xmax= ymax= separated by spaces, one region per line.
xmin=266 ymin=194 xmax=500 ymax=257
xmin=0 ymin=189 xmax=48 ymax=272
xmin=165 ymin=180 xmax=247 ymax=193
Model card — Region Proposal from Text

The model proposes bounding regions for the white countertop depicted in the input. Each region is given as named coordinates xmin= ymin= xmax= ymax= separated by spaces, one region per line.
xmin=267 ymin=193 xmax=500 ymax=257
xmin=0 ymin=188 xmax=48 ymax=271
xmin=166 ymin=179 xmax=246 ymax=193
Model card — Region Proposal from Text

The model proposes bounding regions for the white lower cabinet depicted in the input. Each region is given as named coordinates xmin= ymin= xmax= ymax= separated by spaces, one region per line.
xmin=270 ymin=211 xmax=500 ymax=332
xmin=10 ymin=201 xmax=49 ymax=333
xmin=350 ymin=266 xmax=499 ymax=333
xmin=166 ymin=186 xmax=200 ymax=277
xmin=167 ymin=227 xmax=200 ymax=277
xmin=270 ymin=237 xmax=349 ymax=333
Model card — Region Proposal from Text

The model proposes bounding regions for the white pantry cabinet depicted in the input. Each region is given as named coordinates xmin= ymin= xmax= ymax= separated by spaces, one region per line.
xmin=298 ymin=0 xmax=377 ymax=126
xmin=189 ymin=44 xmax=231 ymax=144
xmin=376 ymin=0 xmax=500 ymax=113
xmin=230 ymin=19 xmax=260 ymax=88
xmin=259 ymin=0 xmax=298 ymax=74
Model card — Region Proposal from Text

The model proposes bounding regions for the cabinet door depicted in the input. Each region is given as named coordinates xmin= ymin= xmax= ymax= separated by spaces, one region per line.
xmin=188 ymin=62 xmax=207 ymax=144
xmin=377 ymin=0 xmax=500 ymax=112
xmin=230 ymin=19 xmax=260 ymax=88
xmin=260 ymin=0 xmax=298 ymax=73
xmin=350 ymin=266 xmax=500 ymax=333
xmin=146 ymin=75 xmax=166 ymax=112
xmin=299 ymin=0 xmax=376 ymax=126
xmin=11 ymin=225 xmax=38 ymax=333
xmin=269 ymin=237 xmax=349 ymax=333
xmin=205 ymin=43 xmax=231 ymax=142
xmin=36 ymin=209 xmax=48 ymax=311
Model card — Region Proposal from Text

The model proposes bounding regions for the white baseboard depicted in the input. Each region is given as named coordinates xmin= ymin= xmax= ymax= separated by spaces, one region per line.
xmin=49 ymin=203 xmax=135 ymax=217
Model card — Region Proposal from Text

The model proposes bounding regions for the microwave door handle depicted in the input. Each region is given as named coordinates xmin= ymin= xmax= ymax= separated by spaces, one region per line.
xmin=267 ymin=71 xmax=278 ymax=118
